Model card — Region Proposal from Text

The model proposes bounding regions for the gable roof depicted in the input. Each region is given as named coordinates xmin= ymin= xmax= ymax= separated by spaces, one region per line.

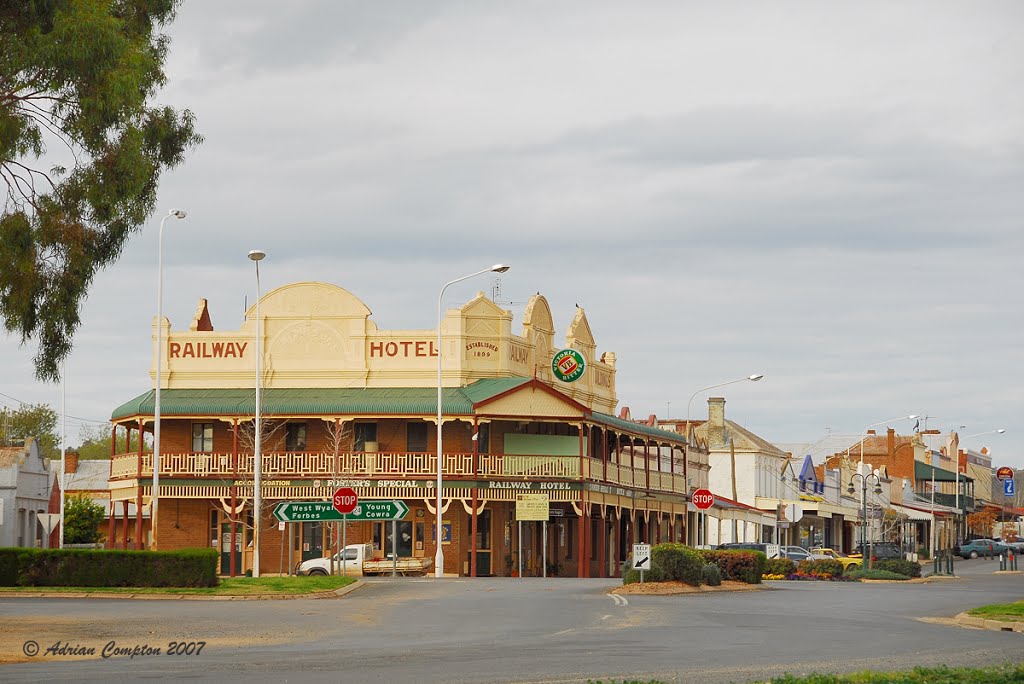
xmin=695 ymin=420 xmax=787 ymax=457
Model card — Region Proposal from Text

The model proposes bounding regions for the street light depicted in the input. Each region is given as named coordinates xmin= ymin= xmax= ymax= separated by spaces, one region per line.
xmin=856 ymin=414 xmax=916 ymax=557
xmin=152 ymin=208 xmax=186 ymax=550
xmin=436 ymin=264 xmax=510 ymax=578
xmin=953 ymin=428 xmax=1006 ymax=544
xmin=684 ymin=374 xmax=763 ymax=546
xmin=248 ymin=249 xmax=266 ymax=577
xmin=848 ymin=471 xmax=883 ymax=568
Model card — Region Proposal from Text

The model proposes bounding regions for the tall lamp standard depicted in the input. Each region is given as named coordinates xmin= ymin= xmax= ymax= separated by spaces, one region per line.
xmin=956 ymin=428 xmax=1006 ymax=543
xmin=684 ymin=374 xmax=763 ymax=546
xmin=248 ymin=249 xmax=266 ymax=577
xmin=435 ymin=264 xmax=510 ymax=578
xmin=855 ymin=414 xmax=917 ymax=552
xmin=848 ymin=471 xmax=883 ymax=569
xmin=152 ymin=209 xmax=187 ymax=550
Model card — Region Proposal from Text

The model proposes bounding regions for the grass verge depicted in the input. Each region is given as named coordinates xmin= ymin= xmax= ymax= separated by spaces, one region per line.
xmin=590 ymin=663 xmax=1024 ymax=683
xmin=968 ymin=601 xmax=1024 ymax=622
xmin=0 ymin=575 xmax=356 ymax=596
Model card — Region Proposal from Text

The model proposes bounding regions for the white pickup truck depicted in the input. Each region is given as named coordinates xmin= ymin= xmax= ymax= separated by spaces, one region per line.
xmin=296 ymin=543 xmax=433 ymax=577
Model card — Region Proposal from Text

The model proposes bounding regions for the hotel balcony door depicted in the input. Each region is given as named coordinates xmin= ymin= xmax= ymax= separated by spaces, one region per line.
xmin=466 ymin=510 xmax=492 ymax=576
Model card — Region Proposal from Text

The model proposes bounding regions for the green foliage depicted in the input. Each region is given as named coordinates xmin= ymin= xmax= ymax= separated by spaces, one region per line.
xmin=701 ymin=548 xmax=766 ymax=584
xmin=76 ymin=422 xmax=142 ymax=459
xmin=1 ymin=547 xmax=218 ymax=587
xmin=795 ymin=558 xmax=845 ymax=578
xmin=917 ymin=545 xmax=930 ymax=561
xmin=764 ymin=557 xmax=796 ymax=576
xmin=0 ymin=0 xmax=202 ymax=381
xmin=63 ymin=494 xmax=106 ymax=544
xmin=0 ymin=404 xmax=58 ymax=458
xmin=846 ymin=567 xmax=911 ymax=581
xmin=873 ymin=558 xmax=921 ymax=578
xmin=700 ymin=563 xmax=722 ymax=586
xmin=652 ymin=542 xmax=704 ymax=586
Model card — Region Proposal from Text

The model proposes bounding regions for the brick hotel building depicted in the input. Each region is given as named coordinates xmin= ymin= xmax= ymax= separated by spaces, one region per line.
xmin=105 ymin=282 xmax=692 ymax=577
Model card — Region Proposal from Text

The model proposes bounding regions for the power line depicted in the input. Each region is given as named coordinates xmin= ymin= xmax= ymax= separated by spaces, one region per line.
xmin=0 ymin=390 xmax=108 ymax=424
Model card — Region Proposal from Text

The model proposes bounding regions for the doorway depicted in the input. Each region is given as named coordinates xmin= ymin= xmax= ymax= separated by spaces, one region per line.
xmin=300 ymin=521 xmax=325 ymax=561
xmin=466 ymin=510 xmax=492 ymax=576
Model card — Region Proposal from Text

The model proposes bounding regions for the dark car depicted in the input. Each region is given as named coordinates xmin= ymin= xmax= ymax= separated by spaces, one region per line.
xmin=854 ymin=542 xmax=903 ymax=562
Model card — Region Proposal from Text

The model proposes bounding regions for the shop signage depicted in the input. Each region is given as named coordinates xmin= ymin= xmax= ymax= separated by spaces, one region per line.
xmin=169 ymin=341 xmax=247 ymax=359
xmin=1005 ymin=479 xmax=1015 ymax=497
xmin=551 ymin=349 xmax=586 ymax=383
xmin=516 ymin=493 xmax=550 ymax=521
xmin=997 ymin=466 xmax=1014 ymax=481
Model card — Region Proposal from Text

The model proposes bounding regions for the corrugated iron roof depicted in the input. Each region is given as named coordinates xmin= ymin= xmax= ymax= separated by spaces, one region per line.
xmin=111 ymin=377 xmax=534 ymax=421
xmin=590 ymin=412 xmax=687 ymax=444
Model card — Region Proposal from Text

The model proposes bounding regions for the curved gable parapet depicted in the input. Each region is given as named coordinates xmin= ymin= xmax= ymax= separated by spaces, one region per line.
xmin=461 ymin=291 xmax=513 ymax=320
xmin=246 ymin=282 xmax=372 ymax=321
xmin=565 ymin=306 xmax=596 ymax=354
xmin=521 ymin=294 xmax=555 ymax=336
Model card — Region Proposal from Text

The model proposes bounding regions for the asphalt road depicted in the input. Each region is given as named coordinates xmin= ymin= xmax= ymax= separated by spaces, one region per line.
xmin=1 ymin=557 xmax=1021 ymax=684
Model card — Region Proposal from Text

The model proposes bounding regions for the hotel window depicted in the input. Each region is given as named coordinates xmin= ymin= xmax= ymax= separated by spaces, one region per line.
xmin=354 ymin=423 xmax=377 ymax=452
xmin=407 ymin=423 xmax=428 ymax=452
xmin=285 ymin=423 xmax=307 ymax=452
xmin=192 ymin=423 xmax=213 ymax=452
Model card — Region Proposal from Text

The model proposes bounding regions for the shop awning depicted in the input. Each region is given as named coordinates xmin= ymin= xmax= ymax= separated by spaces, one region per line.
xmin=914 ymin=460 xmax=972 ymax=484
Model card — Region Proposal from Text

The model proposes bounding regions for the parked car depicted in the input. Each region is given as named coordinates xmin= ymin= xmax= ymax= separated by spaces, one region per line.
xmin=954 ymin=538 xmax=1009 ymax=559
xmin=810 ymin=547 xmax=863 ymax=571
xmin=781 ymin=546 xmax=812 ymax=562
xmin=295 ymin=543 xmax=433 ymax=577
xmin=717 ymin=542 xmax=781 ymax=559
xmin=854 ymin=542 xmax=903 ymax=562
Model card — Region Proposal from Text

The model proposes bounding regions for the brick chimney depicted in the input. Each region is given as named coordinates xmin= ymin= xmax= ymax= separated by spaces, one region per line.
xmin=707 ymin=397 xmax=726 ymax=447
xmin=887 ymin=428 xmax=895 ymax=460
xmin=65 ymin=449 xmax=79 ymax=475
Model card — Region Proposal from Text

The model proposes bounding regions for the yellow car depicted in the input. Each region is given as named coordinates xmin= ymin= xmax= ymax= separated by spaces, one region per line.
xmin=810 ymin=547 xmax=863 ymax=570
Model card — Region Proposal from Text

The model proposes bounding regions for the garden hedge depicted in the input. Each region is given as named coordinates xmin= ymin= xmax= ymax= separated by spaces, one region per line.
xmin=0 ymin=547 xmax=219 ymax=588
xmin=873 ymin=558 xmax=921 ymax=578
xmin=700 ymin=548 xmax=766 ymax=584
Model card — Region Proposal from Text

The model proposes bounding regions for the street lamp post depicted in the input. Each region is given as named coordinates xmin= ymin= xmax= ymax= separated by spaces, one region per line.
xmin=248 ymin=249 xmax=266 ymax=577
xmin=955 ymin=428 xmax=1007 ymax=544
xmin=684 ymin=374 xmax=763 ymax=546
xmin=856 ymin=415 xmax=917 ymax=553
xmin=435 ymin=264 xmax=509 ymax=579
xmin=152 ymin=209 xmax=186 ymax=550
xmin=848 ymin=472 xmax=883 ymax=569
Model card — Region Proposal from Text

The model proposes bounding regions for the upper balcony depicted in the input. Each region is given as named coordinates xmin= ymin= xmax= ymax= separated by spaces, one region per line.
xmin=109 ymin=449 xmax=688 ymax=494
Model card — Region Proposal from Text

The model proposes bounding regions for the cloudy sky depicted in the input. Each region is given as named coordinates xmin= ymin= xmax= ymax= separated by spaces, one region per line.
xmin=2 ymin=2 xmax=1022 ymax=467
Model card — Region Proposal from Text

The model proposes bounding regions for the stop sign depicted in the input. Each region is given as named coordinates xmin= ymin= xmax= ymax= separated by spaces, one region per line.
xmin=692 ymin=488 xmax=714 ymax=510
xmin=333 ymin=487 xmax=358 ymax=514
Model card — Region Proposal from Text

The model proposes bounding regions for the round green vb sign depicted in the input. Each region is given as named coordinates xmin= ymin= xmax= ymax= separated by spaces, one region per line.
xmin=551 ymin=349 xmax=586 ymax=383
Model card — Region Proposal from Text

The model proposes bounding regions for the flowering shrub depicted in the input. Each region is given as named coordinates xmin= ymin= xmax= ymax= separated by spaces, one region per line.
xmin=699 ymin=549 xmax=766 ymax=584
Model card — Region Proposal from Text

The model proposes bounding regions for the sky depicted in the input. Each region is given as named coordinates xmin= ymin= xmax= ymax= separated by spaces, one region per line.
xmin=2 ymin=1 xmax=1022 ymax=466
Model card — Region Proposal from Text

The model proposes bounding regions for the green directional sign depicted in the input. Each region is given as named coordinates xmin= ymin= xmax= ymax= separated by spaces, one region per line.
xmin=273 ymin=499 xmax=409 ymax=523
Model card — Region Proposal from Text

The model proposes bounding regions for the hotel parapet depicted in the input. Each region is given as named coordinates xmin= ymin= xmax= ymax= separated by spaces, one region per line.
xmin=107 ymin=282 xmax=702 ymax=577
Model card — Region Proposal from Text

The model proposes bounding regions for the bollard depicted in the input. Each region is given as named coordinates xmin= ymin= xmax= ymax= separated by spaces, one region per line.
xmin=934 ymin=554 xmax=940 ymax=575
xmin=947 ymin=551 xmax=954 ymax=575
xmin=1000 ymin=554 xmax=1006 ymax=571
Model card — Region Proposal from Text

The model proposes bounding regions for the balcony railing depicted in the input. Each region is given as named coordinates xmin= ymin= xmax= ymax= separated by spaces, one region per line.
xmin=108 ymin=450 xmax=687 ymax=493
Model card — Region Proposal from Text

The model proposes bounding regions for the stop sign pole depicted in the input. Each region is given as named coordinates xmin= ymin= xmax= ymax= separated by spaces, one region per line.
xmin=333 ymin=488 xmax=358 ymax=576
xmin=692 ymin=489 xmax=714 ymax=548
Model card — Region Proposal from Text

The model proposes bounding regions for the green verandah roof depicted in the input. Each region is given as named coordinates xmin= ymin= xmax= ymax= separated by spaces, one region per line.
xmin=914 ymin=460 xmax=972 ymax=484
xmin=110 ymin=376 xmax=686 ymax=445
xmin=111 ymin=377 xmax=532 ymax=421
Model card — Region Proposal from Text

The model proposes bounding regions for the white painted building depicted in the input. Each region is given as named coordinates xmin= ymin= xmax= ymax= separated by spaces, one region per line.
xmin=0 ymin=439 xmax=51 ymax=548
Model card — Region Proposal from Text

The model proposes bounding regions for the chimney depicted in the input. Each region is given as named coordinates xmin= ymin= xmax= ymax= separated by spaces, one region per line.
xmin=707 ymin=397 xmax=726 ymax=447
xmin=887 ymin=428 xmax=895 ymax=460
xmin=65 ymin=449 xmax=79 ymax=475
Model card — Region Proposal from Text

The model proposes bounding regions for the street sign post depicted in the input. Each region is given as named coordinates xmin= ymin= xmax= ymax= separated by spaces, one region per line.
xmin=1005 ymin=479 xmax=1015 ymax=497
xmin=692 ymin=489 xmax=714 ymax=549
xmin=632 ymin=542 xmax=651 ymax=582
xmin=333 ymin=487 xmax=358 ymax=514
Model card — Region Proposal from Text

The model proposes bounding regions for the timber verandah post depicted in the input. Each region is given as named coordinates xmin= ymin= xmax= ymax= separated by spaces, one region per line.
xmin=135 ymin=418 xmax=144 ymax=550
xmin=471 ymin=416 xmax=479 ymax=578
xmin=230 ymin=419 xmax=238 ymax=577
xmin=107 ymin=424 xmax=117 ymax=548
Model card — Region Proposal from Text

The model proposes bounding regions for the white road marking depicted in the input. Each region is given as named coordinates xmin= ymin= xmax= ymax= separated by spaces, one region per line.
xmin=552 ymin=628 xmax=575 ymax=636
xmin=608 ymin=593 xmax=628 ymax=606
